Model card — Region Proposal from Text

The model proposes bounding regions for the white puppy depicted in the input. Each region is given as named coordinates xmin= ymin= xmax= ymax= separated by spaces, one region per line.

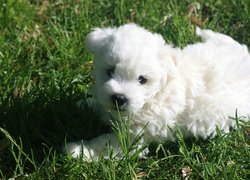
xmin=66 ymin=24 xmax=250 ymax=160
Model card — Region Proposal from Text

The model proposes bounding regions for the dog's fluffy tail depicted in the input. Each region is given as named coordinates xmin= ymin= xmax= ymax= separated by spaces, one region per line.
xmin=196 ymin=27 xmax=248 ymax=52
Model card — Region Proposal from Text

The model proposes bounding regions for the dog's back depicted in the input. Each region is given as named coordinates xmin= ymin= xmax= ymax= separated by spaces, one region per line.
xmin=177 ymin=29 xmax=250 ymax=138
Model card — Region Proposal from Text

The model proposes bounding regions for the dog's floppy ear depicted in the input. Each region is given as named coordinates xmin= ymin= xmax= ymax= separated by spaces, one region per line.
xmin=85 ymin=27 xmax=116 ymax=54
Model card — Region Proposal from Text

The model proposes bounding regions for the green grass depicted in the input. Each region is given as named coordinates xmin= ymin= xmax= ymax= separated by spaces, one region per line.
xmin=0 ymin=0 xmax=250 ymax=179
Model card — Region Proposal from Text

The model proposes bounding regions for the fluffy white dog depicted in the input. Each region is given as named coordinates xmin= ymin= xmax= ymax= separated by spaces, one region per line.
xmin=66 ymin=24 xmax=250 ymax=160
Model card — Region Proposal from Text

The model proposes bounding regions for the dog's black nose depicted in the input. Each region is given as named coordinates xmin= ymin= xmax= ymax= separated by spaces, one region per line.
xmin=111 ymin=93 xmax=128 ymax=106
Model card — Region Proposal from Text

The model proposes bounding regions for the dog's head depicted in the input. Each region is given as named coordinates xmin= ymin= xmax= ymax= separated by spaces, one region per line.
xmin=86 ymin=24 xmax=176 ymax=115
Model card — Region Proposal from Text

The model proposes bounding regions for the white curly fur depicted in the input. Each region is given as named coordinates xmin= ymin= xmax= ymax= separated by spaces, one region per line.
xmin=65 ymin=24 xmax=250 ymax=160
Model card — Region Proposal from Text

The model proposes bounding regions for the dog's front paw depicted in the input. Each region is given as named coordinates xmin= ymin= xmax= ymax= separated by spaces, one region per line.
xmin=64 ymin=133 xmax=149 ymax=161
xmin=64 ymin=133 xmax=122 ymax=161
xmin=64 ymin=140 xmax=96 ymax=161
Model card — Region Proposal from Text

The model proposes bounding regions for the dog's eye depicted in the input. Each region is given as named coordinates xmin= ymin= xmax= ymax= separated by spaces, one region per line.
xmin=106 ymin=68 xmax=114 ymax=77
xmin=138 ymin=75 xmax=147 ymax=85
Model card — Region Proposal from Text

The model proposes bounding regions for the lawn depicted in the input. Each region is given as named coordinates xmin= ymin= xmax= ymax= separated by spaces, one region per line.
xmin=0 ymin=0 xmax=250 ymax=179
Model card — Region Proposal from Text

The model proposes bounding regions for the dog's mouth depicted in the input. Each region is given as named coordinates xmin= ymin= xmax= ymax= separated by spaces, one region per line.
xmin=112 ymin=105 xmax=127 ymax=112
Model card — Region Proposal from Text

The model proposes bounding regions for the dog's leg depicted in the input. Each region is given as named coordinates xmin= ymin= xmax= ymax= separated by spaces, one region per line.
xmin=64 ymin=132 xmax=149 ymax=161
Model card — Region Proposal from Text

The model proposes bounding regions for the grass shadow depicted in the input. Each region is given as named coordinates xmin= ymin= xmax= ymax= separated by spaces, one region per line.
xmin=0 ymin=94 xmax=109 ymax=171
